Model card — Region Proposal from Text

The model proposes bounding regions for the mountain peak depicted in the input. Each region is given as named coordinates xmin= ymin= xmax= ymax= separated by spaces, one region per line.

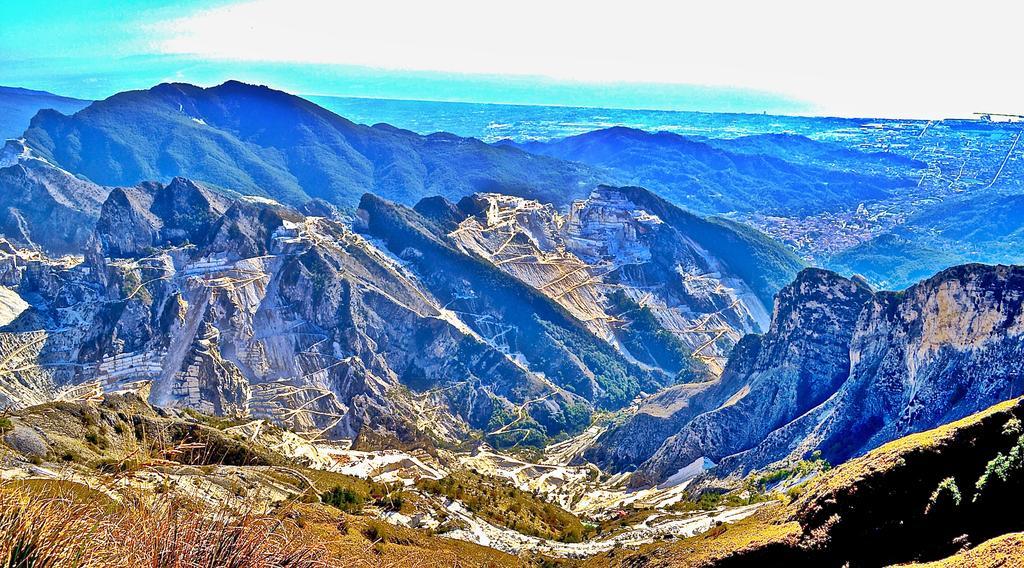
xmin=21 ymin=81 xmax=597 ymax=210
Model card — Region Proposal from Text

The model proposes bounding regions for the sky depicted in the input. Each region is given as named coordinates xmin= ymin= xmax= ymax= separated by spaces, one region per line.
xmin=1 ymin=0 xmax=1021 ymax=118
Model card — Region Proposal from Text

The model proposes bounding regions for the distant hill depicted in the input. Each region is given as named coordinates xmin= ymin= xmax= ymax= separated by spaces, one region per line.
xmin=21 ymin=81 xmax=598 ymax=210
xmin=703 ymin=132 xmax=926 ymax=175
xmin=830 ymin=190 xmax=1024 ymax=289
xmin=507 ymin=126 xmax=917 ymax=216
xmin=0 ymin=85 xmax=90 ymax=141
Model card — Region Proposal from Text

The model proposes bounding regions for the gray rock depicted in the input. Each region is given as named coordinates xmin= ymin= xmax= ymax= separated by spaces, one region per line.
xmin=611 ymin=265 xmax=1024 ymax=487
xmin=4 ymin=426 xmax=49 ymax=458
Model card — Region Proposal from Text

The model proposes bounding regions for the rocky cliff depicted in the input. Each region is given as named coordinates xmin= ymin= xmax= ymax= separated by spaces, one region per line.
xmin=0 ymin=178 xmax=593 ymax=447
xmin=598 ymin=264 xmax=1024 ymax=487
xmin=356 ymin=187 xmax=798 ymax=413
xmin=0 ymin=139 xmax=109 ymax=253
xmin=0 ymin=158 xmax=798 ymax=452
xmin=443 ymin=186 xmax=786 ymax=377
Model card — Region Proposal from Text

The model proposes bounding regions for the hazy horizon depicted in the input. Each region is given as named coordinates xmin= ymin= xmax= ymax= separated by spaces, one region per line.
xmin=3 ymin=1 xmax=1022 ymax=120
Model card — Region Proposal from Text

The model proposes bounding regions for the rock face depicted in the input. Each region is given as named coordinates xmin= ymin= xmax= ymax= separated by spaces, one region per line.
xmin=445 ymin=186 xmax=784 ymax=376
xmin=586 ymin=269 xmax=871 ymax=475
xmin=595 ymin=265 xmax=1024 ymax=487
xmin=356 ymin=191 xmax=666 ymax=413
xmin=0 ymin=140 xmax=109 ymax=253
xmin=356 ymin=187 xmax=797 ymax=412
xmin=0 ymin=179 xmax=591 ymax=446
xmin=0 ymin=165 xmax=797 ymax=450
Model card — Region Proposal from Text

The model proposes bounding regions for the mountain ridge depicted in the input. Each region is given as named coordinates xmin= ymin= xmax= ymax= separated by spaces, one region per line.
xmin=506 ymin=126 xmax=915 ymax=216
xmin=0 ymin=84 xmax=90 ymax=141
xmin=21 ymin=81 xmax=600 ymax=210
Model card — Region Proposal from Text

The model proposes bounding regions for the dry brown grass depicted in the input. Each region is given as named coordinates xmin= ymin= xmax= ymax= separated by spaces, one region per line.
xmin=0 ymin=478 xmax=525 ymax=568
xmin=581 ymin=504 xmax=799 ymax=568
xmin=904 ymin=532 xmax=1024 ymax=567
xmin=0 ymin=481 xmax=327 ymax=568
xmin=295 ymin=504 xmax=526 ymax=568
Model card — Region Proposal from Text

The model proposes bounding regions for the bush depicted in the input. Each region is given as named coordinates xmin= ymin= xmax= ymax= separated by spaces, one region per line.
xmin=415 ymin=470 xmax=587 ymax=541
xmin=974 ymin=433 xmax=1024 ymax=502
xmin=321 ymin=487 xmax=363 ymax=513
xmin=362 ymin=521 xmax=385 ymax=542
xmin=925 ymin=477 xmax=961 ymax=515
xmin=94 ymin=457 xmax=140 ymax=475
xmin=84 ymin=429 xmax=109 ymax=450
xmin=374 ymin=491 xmax=404 ymax=512
xmin=1003 ymin=418 xmax=1022 ymax=438
xmin=0 ymin=417 xmax=12 ymax=434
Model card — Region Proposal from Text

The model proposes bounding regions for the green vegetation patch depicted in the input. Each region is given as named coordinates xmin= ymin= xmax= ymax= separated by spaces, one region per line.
xmin=416 ymin=470 xmax=589 ymax=542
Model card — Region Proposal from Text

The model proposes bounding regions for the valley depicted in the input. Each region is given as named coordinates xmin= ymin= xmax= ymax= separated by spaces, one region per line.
xmin=0 ymin=78 xmax=1022 ymax=567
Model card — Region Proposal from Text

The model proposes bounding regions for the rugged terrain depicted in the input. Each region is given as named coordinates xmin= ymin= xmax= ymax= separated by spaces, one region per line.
xmin=585 ymin=396 xmax=1024 ymax=567
xmin=15 ymin=82 xmax=1024 ymax=292
xmin=1 ymin=80 xmax=1023 ymax=566
xmin=4 ymin=380 xmax=1024 ymax=566
xmin=410 ymin=186 xmax=796 ymax=375
xmin=0 ymin=175 xmax=588 ymax=447
xmin=511 ymin=122 xmax=1024 ymax=290
xmin=587 ymin=264 xmax=1024 ymax=490
xmin=0 ymin=134 xmax=797 ymax=451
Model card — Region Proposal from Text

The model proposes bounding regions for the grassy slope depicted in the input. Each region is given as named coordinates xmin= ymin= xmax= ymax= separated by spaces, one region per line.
xmin=588 ymin=396 xmax=1024 ymax=567
xmin=581 ymin=505 xmax=799 ymax=568
xmin=910 ymin=532 xmax=1024 ymax=568
xmin=0 ymin=478 xmax=523 ymax=568
xmin=0 ymin=396 xmax=533 ymax=567
xmin=416 ymin=469 xmax=588 ymax=542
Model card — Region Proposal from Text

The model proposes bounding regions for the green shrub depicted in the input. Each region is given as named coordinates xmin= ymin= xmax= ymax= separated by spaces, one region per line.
xmin=321 ymin=487 xmax=363 ymax=513
xmin=362 ymin=521 xmax=384 ymax=542
xmin=84 ymin=428 xmax=109 ymax=450
xmin=925 ymin=477 xmax=961 ymax=515
xmin=374 ymin=491 xmax=404 ymax=512
xmin=1003 ymin=418 xmax=1022 ymax=438
xmin=974 ymin=434 xmax=1024 ymax=502
xmin=361 ymin=519 xmax=414 ymax=546
xmin=415 ymin=470 xmax=587 ymax=541
xmin=0 ymin=417 xmax=12 ymax=434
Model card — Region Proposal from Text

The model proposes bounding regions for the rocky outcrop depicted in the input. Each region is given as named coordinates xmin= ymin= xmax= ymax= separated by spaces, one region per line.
xmin=91 ymin=177 xmax=232 ymax=259
xmin=444 ymin=187 xmax=784 ymax=377
xmin=725 ymin=264 xmax=1024 ymax=472
xmin=605 ymin=265 xmax=1024 ymax=487
xmin=357 ymin=192 xmax=662 ymax=410
xmin=0 ymin=141 xmax=109 ymax=254
xmin=590 ymin=269 xmax=872 ymax=478
xmin=0 ymin=181 xmax=589 ymax=447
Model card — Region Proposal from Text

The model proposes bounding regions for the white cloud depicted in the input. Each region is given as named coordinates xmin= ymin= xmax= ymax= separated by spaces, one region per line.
xmin=152 ymin=0 xmax=1024 ymax=118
